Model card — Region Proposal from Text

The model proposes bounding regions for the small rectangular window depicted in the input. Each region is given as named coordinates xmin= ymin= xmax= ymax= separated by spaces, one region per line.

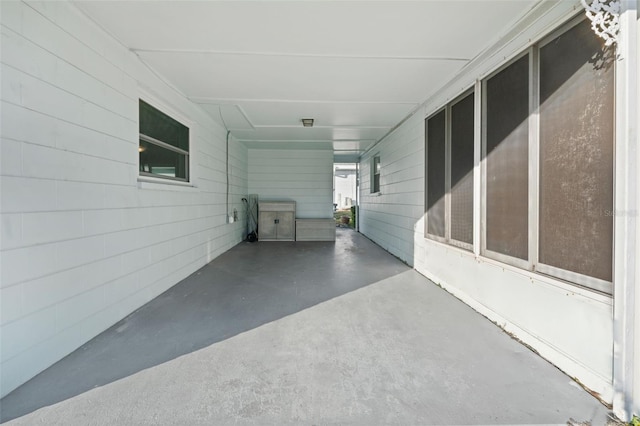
xmin=371 ymin=156 xmax=380 ymax=193
xmin=484 ymin=54 xmax=530 ymax=261
xmin=139 ymin=100 xmax=189 ymax=182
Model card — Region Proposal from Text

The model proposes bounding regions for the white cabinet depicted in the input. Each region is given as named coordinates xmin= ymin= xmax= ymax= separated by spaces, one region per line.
xmin=258 ymin=202 xmax=296 ymax=241
xmin=296 ymin=219 xmax=336 ymax=241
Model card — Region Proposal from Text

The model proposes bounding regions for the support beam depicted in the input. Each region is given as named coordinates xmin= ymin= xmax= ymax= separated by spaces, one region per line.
xmin=612 ymin=0 xmax=639 ymax=421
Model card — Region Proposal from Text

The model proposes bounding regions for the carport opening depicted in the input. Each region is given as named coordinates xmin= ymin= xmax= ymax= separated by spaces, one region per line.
xmin=333 ymin=163 xmax=358 ymax=230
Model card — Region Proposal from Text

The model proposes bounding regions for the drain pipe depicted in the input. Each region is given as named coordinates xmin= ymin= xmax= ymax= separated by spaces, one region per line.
xmin=226 ymin=129 xmax=231 ymax=223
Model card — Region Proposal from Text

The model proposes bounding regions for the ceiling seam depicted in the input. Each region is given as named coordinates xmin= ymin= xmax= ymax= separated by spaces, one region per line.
xmin=132 ymin=49 xmax=470 ymax=62
xmin=252 ymin=125 xmax=391 ymax=129
xmin=190 ymin=98 xmax=421 ymax=105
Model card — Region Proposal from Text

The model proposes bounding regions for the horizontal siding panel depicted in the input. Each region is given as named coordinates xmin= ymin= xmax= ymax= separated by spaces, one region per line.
xmin=248 ymin=149 xmax=333 ymax=219
xmin=0 ymin=138 xmax=22 ymax=177
xmin=0 ymin=1 xmax=249 ymax=398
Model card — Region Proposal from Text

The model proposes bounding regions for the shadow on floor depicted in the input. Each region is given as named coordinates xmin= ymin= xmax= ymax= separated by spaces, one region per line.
xmin=0 ymin=228 xmax=408 ymax=423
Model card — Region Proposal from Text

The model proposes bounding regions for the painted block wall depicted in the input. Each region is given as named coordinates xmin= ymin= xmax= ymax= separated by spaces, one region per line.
xmin=358 ymin=1 xmax=616 ymax=401
xmin=0 ymin=1 xmax=248 ymax=397
xmin=248 ymin=149 xmax=333 ymax=219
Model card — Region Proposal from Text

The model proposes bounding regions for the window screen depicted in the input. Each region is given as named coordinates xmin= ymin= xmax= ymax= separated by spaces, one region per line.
xmin=538 ymin=20 xmax=614 ymax=282
xmin=485 ymin=54 xmax=529 ymax=260
xmin=426 ymin=110 xmax=446 ymax=238
xmin=450 ymin=92 xmax=475 ymax=245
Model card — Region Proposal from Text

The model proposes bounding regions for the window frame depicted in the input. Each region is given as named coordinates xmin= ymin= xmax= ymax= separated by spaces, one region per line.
xmin=138 ymin=96 xmax=191 ymax=183
xmin=480 ymin=49 xmax=533 ymax=272
xmin=424 ymin=89 xmax=475 ymax=251
xmin=448 ymin=90 xmax=475 ymax=251
xmin=371 ymin=155 xmax=381 ymax=194
xmin=532 ymin=15 xmax=615 ymax=294
xmin=421 ymin=15 xmax=615 ymax=294
xmin=424 ymin=106 xmax=448 ymax=243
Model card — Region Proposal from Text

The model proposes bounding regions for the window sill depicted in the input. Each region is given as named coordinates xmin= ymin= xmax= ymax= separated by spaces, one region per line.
xmin=421 ymin=236 xmax=612 ymax=303
xmin=370 ymin=191 xmax=382 ymax=196
xmin=137 ymin=175 xmax=197 ymax=191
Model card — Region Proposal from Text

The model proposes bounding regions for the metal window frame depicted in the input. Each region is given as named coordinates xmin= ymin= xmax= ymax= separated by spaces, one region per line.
xmin=534 ymin=14 xmax=615 ymax=294
xmin=424 ymin=106 xmax=448 ymax=243
xmin=535 ymin=263 xmax=612 ymax=294
xmin=370 ymin=155 xmax=381 ymax=193
xmin=473 ymin=79 xmax=482 ymax=257
xmin=448 ymin=89 xmax=475 ymax=251
xmin=139 ymin=133 xmax=189 ymax=156
xmin=424 ymin=89 xmax=475 ymax=251
xmin=425 ymin=13 xmax=618 ymax=294
xmin=480 ymin=48 xmax=533 ymax=271
xmin=138 ymin=98 xmax=191 ymax=183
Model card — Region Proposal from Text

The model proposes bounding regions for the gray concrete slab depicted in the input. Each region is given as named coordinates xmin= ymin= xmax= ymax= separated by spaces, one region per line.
xmin=1 ymin=229 xmax=610 ymax=425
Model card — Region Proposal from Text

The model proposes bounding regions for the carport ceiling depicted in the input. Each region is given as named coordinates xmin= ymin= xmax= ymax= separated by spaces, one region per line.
xmin=74 ymin=1 xmax=539 ymax=158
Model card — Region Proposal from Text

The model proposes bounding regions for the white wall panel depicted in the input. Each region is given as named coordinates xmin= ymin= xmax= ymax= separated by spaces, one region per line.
xmin=0 ymin=0 xmax=248 ymax=397
xmin=248 ymin=149 xmax=333 ymax=219
xmin=359 ymin=112 xmax=424 ymax=265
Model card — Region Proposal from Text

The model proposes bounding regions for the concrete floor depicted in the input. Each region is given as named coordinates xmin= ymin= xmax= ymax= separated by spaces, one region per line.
xmin=1 ymin=229 xmax=609 ymax=425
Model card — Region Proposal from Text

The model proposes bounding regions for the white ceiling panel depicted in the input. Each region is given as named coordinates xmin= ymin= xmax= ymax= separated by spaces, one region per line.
xmin=73 ymin=0 xmax=539 ymax=158
xmin=199 ymin=104 xmax=254 ymax=130
xmin=74 ymin=1 xmax=536 ymax=58
xmin=194 ymin=100 xmax=417 ymax=128
xmin=230 ymin=127 xmax=386 ymax=143
xmin=137 ymin=51 xmax=464 ymax=103
xmin=242 ymin=141 xmax=333 ymax=151
xmin=333 ymin=140 xmax=377 ymax=152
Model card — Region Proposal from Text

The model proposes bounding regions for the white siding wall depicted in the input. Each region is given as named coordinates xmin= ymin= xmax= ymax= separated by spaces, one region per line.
xmin=359 ymin=1 xmax=616 ymax=402
xmin=248 ymin=149 xmax=333 ymax=219
xmin=0 ymin=1 xmax=247 ymax=397
xmin=359 ymin=123 xmax=423 ymax=265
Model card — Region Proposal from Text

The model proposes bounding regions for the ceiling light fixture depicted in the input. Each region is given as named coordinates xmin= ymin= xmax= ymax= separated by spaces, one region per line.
xmin=301 ymin=118 xmax=314 ymax=128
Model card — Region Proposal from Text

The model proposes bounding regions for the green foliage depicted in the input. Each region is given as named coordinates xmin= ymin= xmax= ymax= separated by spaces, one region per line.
xmin=334 ymin=208 xmax=355 ymax=228
xmin=350 ymin=205 xmax=356 ymax=228
xmin=629 ymin=415 xmax=640 ymax=426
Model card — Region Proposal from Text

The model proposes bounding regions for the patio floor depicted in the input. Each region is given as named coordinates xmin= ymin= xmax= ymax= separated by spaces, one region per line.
xmin=0 ymin=228 xmax=609 ymax=425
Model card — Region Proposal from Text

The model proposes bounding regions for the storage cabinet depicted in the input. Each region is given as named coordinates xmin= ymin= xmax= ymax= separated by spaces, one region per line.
xmin=258 ymin=202 xmax=296 ymax=241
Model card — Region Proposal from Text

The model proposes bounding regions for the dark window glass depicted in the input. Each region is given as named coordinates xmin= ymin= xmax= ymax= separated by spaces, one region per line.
xmin=139 ymin=139 xmax=188 ymax=179
xmin=372 ymin=156 xmax=380 ymax=193
xmin=139 ymin=100 xmax=189 ymax=181
xmin=450 ymin=92 xmax=475 ymax=245
xmin=485 ymin=54 xmax=529 ymax=259
xmin=139 ymin=100 xmax=189 ymax=150
xmin=539 ymin=20 xmax=614 ymax=281
xmin=426 ymin=110 xmax=446 ymax=237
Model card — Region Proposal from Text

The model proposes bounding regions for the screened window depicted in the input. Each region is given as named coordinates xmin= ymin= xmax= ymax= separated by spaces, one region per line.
xmin=484 ymin=54 xmax=530 ymax=261
xmin=425 ymin=92 xmax=475 ymax=246
xmin=371 ymin=156 xmax=381 ymax=193
xmin=538 ymin=19 xmax=614 ymax=285
xmin=420 ymin=16 xmax=615 ymax=291
xmin=425 ymin=110 xmax=446 ymax=238
xmin=139 ymin=100 xmax=189 ymax=181
xmin=450 ymin=93 xmax=475 ymax=245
